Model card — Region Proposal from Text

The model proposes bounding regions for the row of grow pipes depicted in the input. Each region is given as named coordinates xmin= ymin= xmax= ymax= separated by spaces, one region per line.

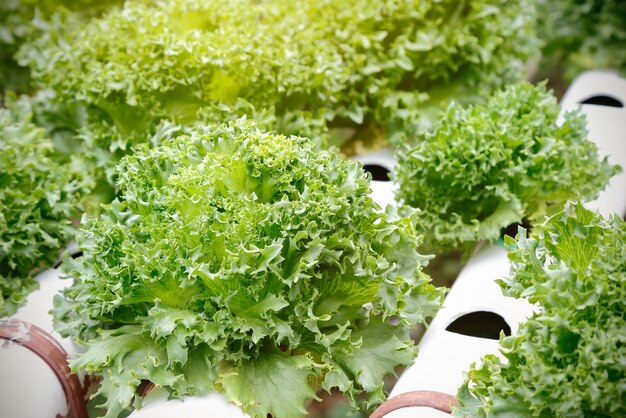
xmin=1 ymin=70 xmax=625 ymax=418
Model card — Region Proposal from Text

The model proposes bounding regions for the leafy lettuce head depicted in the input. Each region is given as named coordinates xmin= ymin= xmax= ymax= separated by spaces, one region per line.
xmin=19 ymin=0 xmax=538 ymax=147
xmin=394 ymin=81 xmax=619 ymax=251
xmin=0 ymin=97 xmax=79 ymax=317
xmin=54 ymin=119 xmax=444 ymax=418
xmin=455 ymin=202 xmax=626 ymax=417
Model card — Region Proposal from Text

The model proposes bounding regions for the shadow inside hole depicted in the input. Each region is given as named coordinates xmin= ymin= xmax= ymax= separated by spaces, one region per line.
xmin=363 ymin=164 xmax=391 ymax=181
xmin=445 ymin=311 xmax=511 ymax=340
xmin=579 ymin=95 xmax=624 ymax=108
xmin=500 ymin=219 xmax=532 ymax=240
xmin=53 ymin=251 xmax=83 ymax=269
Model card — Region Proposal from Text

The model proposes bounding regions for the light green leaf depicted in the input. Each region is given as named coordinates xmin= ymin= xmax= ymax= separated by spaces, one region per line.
xmin=330 ymin=319 xmax=415 ymax=393
xmin=221 ymin=351 xmax=320 ymax=418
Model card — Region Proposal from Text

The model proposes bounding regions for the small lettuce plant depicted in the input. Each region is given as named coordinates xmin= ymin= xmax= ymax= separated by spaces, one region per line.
xmin=394 ymin=82 xmax=618 ymax=251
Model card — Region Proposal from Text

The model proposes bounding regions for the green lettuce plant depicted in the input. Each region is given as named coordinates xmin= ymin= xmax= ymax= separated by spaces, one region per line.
xmin=18 ymin=0 xmax=538 ymax=154
xmin=455 ymin=202 xmax=626 ymax=417
xmin=393 ymin=81 xmax=618 ymax=251
xmin=0 ymin=97 xmax=79 ymax=317
xmin=0 ymin=0 xmax=122 ymax=95
xmin=54 ymin=119 xmax=444 ymax=418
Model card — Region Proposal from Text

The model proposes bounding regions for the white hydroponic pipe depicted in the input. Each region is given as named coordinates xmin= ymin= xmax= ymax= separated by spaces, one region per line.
xmin=0 ymin=249 xmax=85 ymax=418
xmin=129 ymin=387 xmax=250 ymax=418
xmin=353 ymin=147 xmax=397 ymax=208
xmin=560 ymin=70 xmax=626 ymax=218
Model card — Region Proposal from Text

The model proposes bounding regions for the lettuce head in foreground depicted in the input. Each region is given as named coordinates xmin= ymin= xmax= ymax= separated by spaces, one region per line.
xmin=394 ymin=81 xmax=618 ymax=252
xmin=54 ymin=119 xmax=444 ymax=418
xmin=455 ymin=202 xmax=626 ymax=417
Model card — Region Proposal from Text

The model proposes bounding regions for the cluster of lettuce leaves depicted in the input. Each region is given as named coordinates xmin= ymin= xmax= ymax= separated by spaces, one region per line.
xmin=536 ymin=0 xmax=626 ymax=79
xmin=0 ymin=0 xmax=538 ymax=331
xmin=0 ymin=1 xmax=124 ymax=317
xmin=455 ymin=202 xmax=626 ymax=417
xmin=0 ymin=98 xmax=79 ymax=317
xmin=393 ymin=82 xmax=618 ymax=251
xmin=0 ymin=0 xmax=122 ymax=94
xmin=0 ymin=1 xmax=622 ymax=415
xmin=53 ymin=120 xmax=444 ymax=418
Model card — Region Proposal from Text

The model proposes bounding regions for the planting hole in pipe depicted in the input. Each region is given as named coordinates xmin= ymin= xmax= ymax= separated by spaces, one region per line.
xmin=53 ymin=251 xmax=83 ymax=269
xmin=579 ymin=95 xmax=624 ymax=108
xmin=363 ymin=164 xmax=391 ymax=181
xmin=500 ymin=219 xmax=531 ymax=240
xmin=446 ymin=311 xmax=511 ymax=340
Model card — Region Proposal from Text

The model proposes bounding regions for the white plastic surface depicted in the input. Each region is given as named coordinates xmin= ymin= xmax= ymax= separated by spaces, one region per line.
xmin=559 ymin=71 xmax=626 ymax=218
xmin=0 ymin=266 xmax=82 ymax=418
xmin=129 ymin=387 xmax=250 ymax=418
xmin=0 ymin=341 xmax=69 ymax=418
xmin=12 ymin=268 xmax=81 ymax=355
xmin=387 ymin=246 xmax=535 ymax=418
xmin=353 ymin=148 xmax=398 ymax=208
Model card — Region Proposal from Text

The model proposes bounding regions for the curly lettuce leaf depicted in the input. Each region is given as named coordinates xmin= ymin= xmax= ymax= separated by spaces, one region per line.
xmin=221 ymin=350 xmax=320 ymax=418
xmin=0 ymin=0 xmax=123 ymax=94
xmin=394 ymin=81 xmax=619 ymax=251
xmin=455 ymin=202 xmax=626 ymax=417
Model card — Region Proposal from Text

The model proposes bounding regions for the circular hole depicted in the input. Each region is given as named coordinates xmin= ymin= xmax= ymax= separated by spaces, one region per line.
xmin=500 ymin=218 xmax=532 ymax=241
xmin=579 ymin=95 xmax=624 ymax=108
xmin=363 ymin=164 xmax=391 ymax=182
xmin=445 ymin=311 xmax=511 ymax=340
